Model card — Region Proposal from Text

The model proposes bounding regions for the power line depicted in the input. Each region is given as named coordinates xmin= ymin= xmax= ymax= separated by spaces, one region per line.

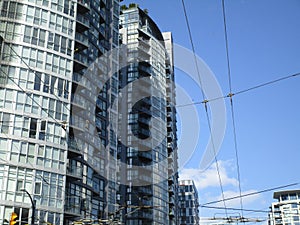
xmin=181 ymin=0 xmax=228 ymax=217
xmin=201 ymin=205 xmax=269 ymax=213
xmin=221 ymin=0 xmax=244 ymax=220
xmin=1 ymin=36 xmax=71 ymax=113
xmin=201 ymin=182 xmax=300 ymax=206
xmin=0 ymin=68 xmax=67 ymax=129
xmin=176 ymin=72 xmax=300 ymax=108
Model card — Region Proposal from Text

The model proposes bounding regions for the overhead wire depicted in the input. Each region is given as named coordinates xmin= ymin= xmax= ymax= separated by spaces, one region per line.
xmin=176 ymin=72 xmax=300 ymax=108
xmin=202 ymin=205 xmax=269 ymax=213
xmin=221 ymin=0 xmax=244 ymax=220
xmin=0 ymin=67 xmax=67 ymax=128
xmin=181 ymin=0 xmax=228 ymax=217
xmin=0 ymin=37 xmax=115 ymax=221
xmin=2 ymin=38 xmax=71 ymax=113
xmin=0 ymin=67 xmax=70 ymax=203
xmin=201 ymin=182 xmax=300 ymax=206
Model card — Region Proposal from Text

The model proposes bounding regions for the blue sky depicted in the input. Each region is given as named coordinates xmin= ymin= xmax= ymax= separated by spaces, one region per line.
xmin=122 ymin=0 xmax=300 ymax=223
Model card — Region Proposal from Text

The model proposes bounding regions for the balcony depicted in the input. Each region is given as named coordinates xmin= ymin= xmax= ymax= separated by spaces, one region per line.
xmin=138 ymin=151 xmax=152 ymax=161
xmin=138 ymin=37 xmax=150 ymax=47
xmin=100 ymin=0 xmax=107 ymax=7
xmin=135 ymin=187 xmax=153 ymax=196
xmin=167 ymin=142 xmax=173 ymax=150
xmin=132 ymin=174 xmax=152 ymax=184
xmin=167 ymin=132 xmax=174 ymax=141
xmin=169 ymin=208 xmax=175 ymax=217
xmin=100 ymin=9 xmax=106 ymax=21
xmin=67 ymin=137 xmax=81 ymax=155
xmin=72 ymin=72 xmax=89 ymax=89
xmin=76 ymin=13 xmax=90 ymax=32
xmin=137 ymin=116 xmax=150 ymax=126
xmin=75 ymin=32 xmax=88 ymax=50
xmin=169 ymin=196 xmax=175 ymax=205
xmin=138 ymin=28 xmax=151 ymax=40
xmin=138 ymin=49 xmax=150 ymax=62
xmin=168 ymin=185 xmax=175 ymax=195
xmin=168 ymin=163 xmax=174 ymax=175
xmin=168 ymin=177 xmax=174 ymax=184
xmin=77 ymin=0 xmax=90 ymax=13
xmin=67 ymin=166 xmax=83 ymax=180
xmin=138 ymin=106 xmax=151 ymax=116
xmin=64 ymin=199 xmax=81 ymax=216
xmin=74 ymin=52 xmax=88 ymax=70
xmin=71 ymin=95 xmax=86 ymax=111
xmin=138 ymin=44 xmax=150 ymax=56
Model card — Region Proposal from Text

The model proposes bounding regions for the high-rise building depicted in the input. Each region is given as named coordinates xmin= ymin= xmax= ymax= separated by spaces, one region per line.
xmin=118 ymin=4 xmax=179 ymax=225
xmin=269 ymin=190 xmax=300 ymax=225
xmin=0 ymin=0 xmax=121 ymax=224
xmin=178 ymin=180 xmax=199 ymax=225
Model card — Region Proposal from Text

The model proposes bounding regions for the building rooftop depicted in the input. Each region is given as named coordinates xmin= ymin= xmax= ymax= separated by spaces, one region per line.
xmin=273 ymin=189 xmax=300 ymax=199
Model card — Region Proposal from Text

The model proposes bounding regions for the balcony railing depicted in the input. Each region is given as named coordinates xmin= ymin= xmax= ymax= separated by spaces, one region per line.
xmin=67 ymin=166 xmax=83 ymax=178
xmin=75 ymin=32 xmax=88 ymax=47
xmin=77 ymin=0 xmax=90 ymax=13
xmin=76 ymin=13 xmax=90 ymax=31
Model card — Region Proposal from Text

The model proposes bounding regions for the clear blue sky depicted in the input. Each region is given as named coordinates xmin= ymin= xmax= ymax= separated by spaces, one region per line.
xmin=122 ymin=0 xmax=300 ymax=223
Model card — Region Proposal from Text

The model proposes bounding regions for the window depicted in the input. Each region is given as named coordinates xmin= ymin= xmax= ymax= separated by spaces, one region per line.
xmin=50 ymin=76 xmax=57 ymax=94
xmin=39 ymin=120 xmax=46 ymax=140
xmin=41 ymin=9 xmax=48 ymax=26
xmin=54 ymin=34 xmax=60 ymax=51
xmin=1 ymin=1 xmax=24 ymax=20
xmin=57 ymin=78 xmax=63 ymax=97
xmin=26 ymin=6 xmax=34 ymax=23
xmin=35 ymin=182 xmax=42 ymax=195
xmin=0 ymin=1 xmax=9 ymax=17
xmin=47 ymin=33 xmax=54 ymax=50
xmin=38 ymin=30 xmax=46 ymax=47
xmin=43 ymin=74 xmax=50 ymax=93
xmin=33 ymin=8 xmax=41 ymax=25
xmin=16 ymin=180 xmax=23 ymax=191
xmin=24 ymin=26 xmax=31 ymax=43
xmin=1 ymin=113 xmax=10 ymax=134
xmin=55 ymin=101 xmax=62 ymax=120
xmin=34 ymin=72 xmax=41 ymax=91
xmin=32 ymin=28 xmax=39 ymax=45
xmin=29 ymin=118 xmax=37 ymax=138
xmin=290 ymin=194 xmax=297 ymax=200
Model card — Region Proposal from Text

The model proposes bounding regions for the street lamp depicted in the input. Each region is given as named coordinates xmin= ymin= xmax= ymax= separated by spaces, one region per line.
xmin=20 ymin=189 xmax=36 ymax=225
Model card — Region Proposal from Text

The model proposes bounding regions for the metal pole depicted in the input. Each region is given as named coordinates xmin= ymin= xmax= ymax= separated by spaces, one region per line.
xmin=21 ymin=189 xmax=35 ymax=225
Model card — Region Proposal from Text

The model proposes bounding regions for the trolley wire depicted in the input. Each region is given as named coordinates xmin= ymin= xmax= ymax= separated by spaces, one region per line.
xmin=202 ymin=205 xmax=269 ymax=213
xmin=201 ymin=182 xmax=299 ymax=206
xmin=181 ymin=0 xmax=228 ymax=217
xmin=176 ymin=72 xmax=300 ymax=108
xmin=221 ymin=0 xmax=244 ymax=219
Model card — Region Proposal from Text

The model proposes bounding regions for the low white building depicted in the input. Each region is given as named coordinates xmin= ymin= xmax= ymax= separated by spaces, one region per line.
xmin=269 ymin=190 xmax=300 ymax=225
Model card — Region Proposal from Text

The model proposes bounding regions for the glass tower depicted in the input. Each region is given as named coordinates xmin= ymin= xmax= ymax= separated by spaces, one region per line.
xmin=0 ymin=0 xmax=121 ymax=224
xmin=118 ymin=4 xmax=179 ymax=225
xmin=178 ymin=180 xmax=200 ymax=225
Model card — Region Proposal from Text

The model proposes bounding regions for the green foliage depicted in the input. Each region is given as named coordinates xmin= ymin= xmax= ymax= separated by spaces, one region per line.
xmin=129 ymin=3 xmax=139 ymax=8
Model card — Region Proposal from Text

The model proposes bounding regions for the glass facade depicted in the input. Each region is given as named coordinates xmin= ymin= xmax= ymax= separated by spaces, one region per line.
xmin=178 ymin=180 xmax=199 ymax=225
xmin=0 ymin=0 xmax=120 ymax=224
xmin=118 ymin=5 xmax=179 ymax=225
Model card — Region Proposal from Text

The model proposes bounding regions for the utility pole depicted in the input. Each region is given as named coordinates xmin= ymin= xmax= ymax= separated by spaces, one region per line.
xmin=21 ymin=189 xmax=36 ymax=225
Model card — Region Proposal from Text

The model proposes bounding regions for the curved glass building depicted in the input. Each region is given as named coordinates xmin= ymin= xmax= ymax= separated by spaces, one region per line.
xmin=118 ymin=5 xmax=179 ymax=225
xmin=0 ymin=0 xmax=121 ymax=224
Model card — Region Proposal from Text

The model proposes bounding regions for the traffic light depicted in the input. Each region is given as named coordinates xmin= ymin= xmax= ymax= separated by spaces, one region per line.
xmin=9 ymin=212 xmax=18 ymax=225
